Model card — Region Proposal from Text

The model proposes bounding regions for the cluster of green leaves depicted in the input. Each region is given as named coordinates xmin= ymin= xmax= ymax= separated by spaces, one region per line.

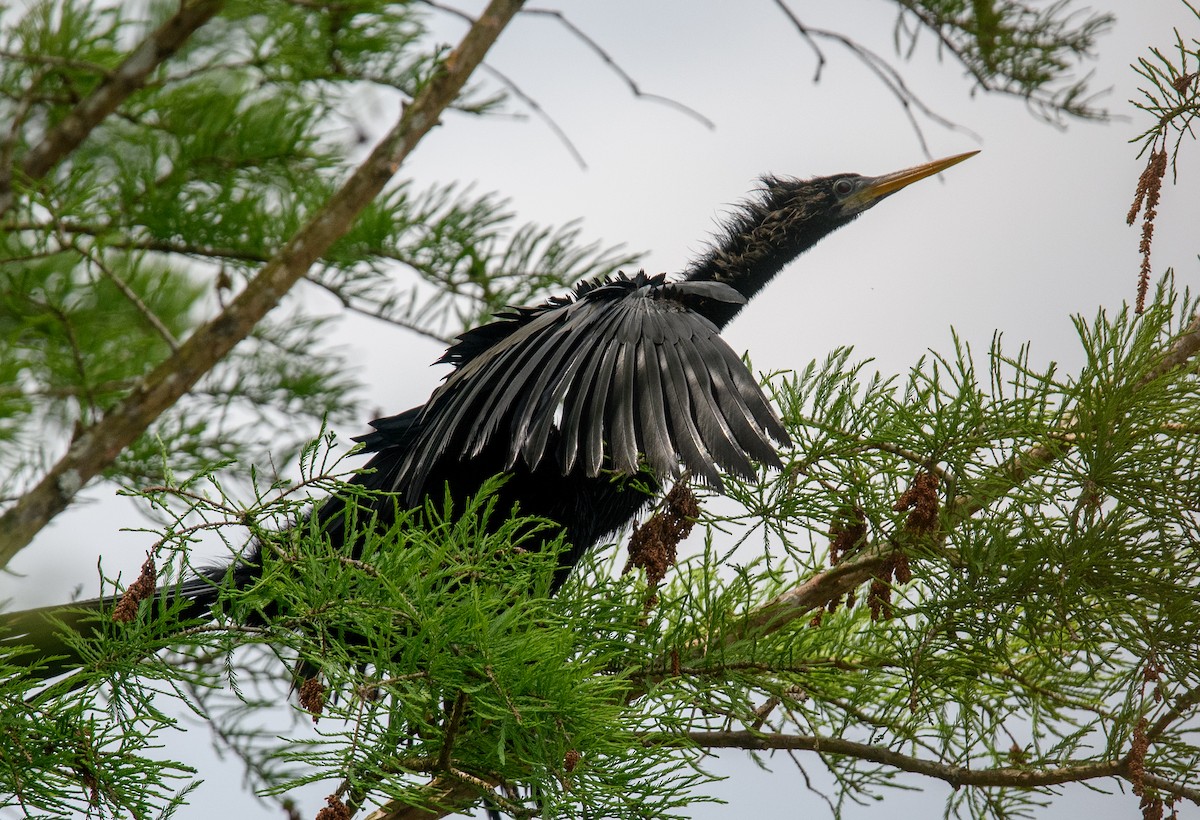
xmin=0 ymin=680 xmax=199 ymax=819
xmin=893 ymin=0 xmax=1114 ymax=123
xmin=0 ymin=457 xmax=711 ymax=819
xmin=625 ymin=278 xmax=1200 ymax=816
xmin=4 ymin=2 xmax=1197 ymax=819
xmin=250 ymin=491 xmax=706 ymax=819
xmin=314 ymin=184 xmax=637 ymax=342
xmin=0 ymin=0 xmax=632 ymax=499
xmin=6 ymin=282 xmax=1199 ymax=819
xmin=1130 ymin=0 xmax=1200 ymax=159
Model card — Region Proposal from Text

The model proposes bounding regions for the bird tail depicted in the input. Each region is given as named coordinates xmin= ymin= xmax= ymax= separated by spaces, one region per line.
xmin=2 ymin=407 xmax=422 ymax=681
xmin=0 ymin=557 xmax=260 ymax=680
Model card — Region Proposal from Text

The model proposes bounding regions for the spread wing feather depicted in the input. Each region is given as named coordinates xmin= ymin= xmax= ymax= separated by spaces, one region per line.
xmin=678 ymin=338 xmax=752 ymax=476
xmin=635 ymin=339 xmax=676 ymax=478
xmin=656 ymin=339 xmax=720 ymax=486
xmin=711 ymin=344 xmax=790 ymax=462
xmin=608 ymin=339 xmax=640 ymax=474
xmin=511 ymin=311 xmax=594 ymax=451
xmin=583 ymin=336 xmax=620 ymax=477
xmin=400 ymin=272 xmax=791 ymax=501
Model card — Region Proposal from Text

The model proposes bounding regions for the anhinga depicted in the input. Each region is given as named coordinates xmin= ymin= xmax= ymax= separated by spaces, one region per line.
xmin=1 ymin=151 xmax=976 ymax=675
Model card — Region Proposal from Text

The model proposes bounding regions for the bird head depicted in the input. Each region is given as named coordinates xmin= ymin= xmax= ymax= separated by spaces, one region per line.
xmin=819 ymin=150 xmax=979 ymax=218
xmin=684 ymin=150 xmax=978 ymax=324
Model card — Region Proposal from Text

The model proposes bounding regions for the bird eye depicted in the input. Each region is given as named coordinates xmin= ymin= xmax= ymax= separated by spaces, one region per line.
xmin=833 ymin=178 xmax=856 ymax=197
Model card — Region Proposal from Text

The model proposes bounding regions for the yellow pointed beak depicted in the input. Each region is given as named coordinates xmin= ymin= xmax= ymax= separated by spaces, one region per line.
xmin=845 ymin=150 xmax=979 ymax=210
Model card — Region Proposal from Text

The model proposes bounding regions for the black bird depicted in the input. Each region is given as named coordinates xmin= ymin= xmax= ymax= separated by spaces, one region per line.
xmin=1 ymin=151 xmax=976 ymax=674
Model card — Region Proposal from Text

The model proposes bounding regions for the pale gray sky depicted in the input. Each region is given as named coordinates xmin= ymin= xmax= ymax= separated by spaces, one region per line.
xmin=4 ymin=2 xmax=1198 ymax=818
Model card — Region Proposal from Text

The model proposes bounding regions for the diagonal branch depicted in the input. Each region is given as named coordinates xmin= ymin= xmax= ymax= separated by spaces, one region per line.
xmin=620 ymin=543 xmax=891 ymax=710
xmin=662 ymin=729 xmax=1123 ymax=787
xmin=950 ymin=308 xmax=1200 ymax=522
xmin=1147 ymin=681 xmax=1200 ymax=742
xmin=69 ymin=239 xmax=181 ymax=353
xmin=0 ymin=0 xmax=529 ymax=569
xmin=519 ymin=6 xmax=714 ymax=129
xmin=0 ymin=0 xmax=227 ymax=218
xmin=726 ymin=544 xmax=891 ymax=645
xmin=628 ymin=309 xmax=1200 ymax=698
xmin=361 ymin=777 xmax=485 ymax=820
xmin=654 ymin=730 xmax=1200 ymax=805
xmin=770 ymin=0 xmax=979 ymax=155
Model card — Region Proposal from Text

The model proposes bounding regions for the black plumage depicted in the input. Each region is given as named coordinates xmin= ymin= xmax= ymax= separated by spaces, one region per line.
xmin=405 ymin=274 xmax=786 ymax=490
xmin=1 ymin=151 xmax=976 ymax=671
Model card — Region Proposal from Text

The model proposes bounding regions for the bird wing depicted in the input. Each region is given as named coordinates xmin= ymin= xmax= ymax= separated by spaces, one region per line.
xmin=399 ymin=273 xmax=791 ymax=501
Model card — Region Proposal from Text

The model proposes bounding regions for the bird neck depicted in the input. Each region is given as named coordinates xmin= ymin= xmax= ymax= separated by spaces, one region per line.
xmin=682 ymin=188 xmax=853 ymax=329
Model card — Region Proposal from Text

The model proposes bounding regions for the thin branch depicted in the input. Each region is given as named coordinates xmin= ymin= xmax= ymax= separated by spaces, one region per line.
xmin=652 ymin=730 xmax=1200 ymax=804
xmin=479 ymin=62 xmax=587 ymax=169
xmin=2 ymin=219 xmax=458 ymax=342
xmin=304 ymin=274 xmax=455 ymax=345
xmin=437 ymin=692 xmax=470 ymax=771
xmin=0 ymin=379 xmax=138 ymax=400
xmin=1 ymin=219 xmax=271 ymax=264
xmin=0 ymin=48 xmax=114 ymax=75
xmin=519 ymin=6 xmax=715 ymax=129
xmin=0 ymin=0 xmax=529 ymax=568
xmin=0 ymin=0 xmax=227 ymax=218
xmin=71 ymin=240 xmax=180 ymax=353
xmin=770 ymin=0 xmax=980 ymax=155
xmin=1147 ymin=681 xmax=1200 ymax=742
xmin=422 ymin=1 xmax=714 ymax=131
xmin=951 ymin=308 xmax=1200 ymax=521
xmin=665 ymin=729 xmax=1121 ymax=787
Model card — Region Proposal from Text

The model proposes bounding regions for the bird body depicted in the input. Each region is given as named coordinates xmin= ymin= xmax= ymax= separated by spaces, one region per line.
xmin=0 ymin=151 xmax=977 ymax=672
xmin=338 ymin=272 xmax=788 ymax=590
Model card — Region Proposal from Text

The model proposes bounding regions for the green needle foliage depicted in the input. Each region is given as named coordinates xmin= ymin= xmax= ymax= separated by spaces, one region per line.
xmin=0 ymin=0 xmax=633 ymax=499
xmin=2 ymin=2 xmax=1196 ymax=819
xmin=5 ymin=280 xmax=1200 ymax=818
xmin=894 ymin=0 xmax=1114 ymax=123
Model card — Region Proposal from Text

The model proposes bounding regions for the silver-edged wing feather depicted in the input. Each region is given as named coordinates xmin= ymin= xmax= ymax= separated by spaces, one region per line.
xmin=399 ymin=273 xmax=791 ymax=500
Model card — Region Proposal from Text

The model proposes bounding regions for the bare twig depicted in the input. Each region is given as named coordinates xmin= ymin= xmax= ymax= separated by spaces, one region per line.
xmin=305 ymin=274 xmax=456 ymax=345
xmin=421 ymin=1 xmax=714 ymax=131
xmin=479 ymin=62 xmax=587 ymax=169
xmin=520 ymin=6 xmax=715 ymax=129
xmin=770 ymin=0 xmax=979 ymax=155
xmin=0 ymin=0 xmax=529 ymax=568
